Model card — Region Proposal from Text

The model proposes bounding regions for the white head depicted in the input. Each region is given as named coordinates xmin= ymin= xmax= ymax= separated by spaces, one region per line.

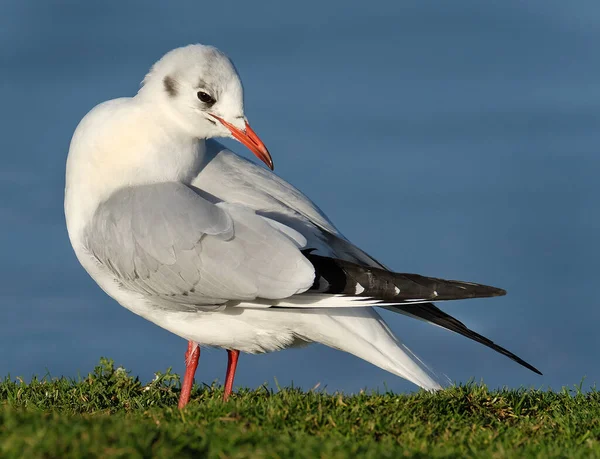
xmin=138 ymin=44 xmax=273 ymax=169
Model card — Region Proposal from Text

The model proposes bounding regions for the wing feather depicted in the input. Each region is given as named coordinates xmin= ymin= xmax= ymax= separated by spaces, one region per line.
xmin=84 ymin=182 xmax=314 ymax=309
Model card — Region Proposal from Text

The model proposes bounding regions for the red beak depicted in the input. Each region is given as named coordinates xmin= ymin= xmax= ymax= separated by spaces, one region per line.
xmin=210 ymin=115 xmax=274 ymax=170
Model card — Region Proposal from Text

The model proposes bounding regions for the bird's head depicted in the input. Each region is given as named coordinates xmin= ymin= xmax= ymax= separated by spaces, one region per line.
xmin=139 ymin=44 xmax=273 ymax=170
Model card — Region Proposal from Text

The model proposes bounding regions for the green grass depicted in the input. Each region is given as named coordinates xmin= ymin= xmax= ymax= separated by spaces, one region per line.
xmin=1 ymin=358 xmax=598 ymax=458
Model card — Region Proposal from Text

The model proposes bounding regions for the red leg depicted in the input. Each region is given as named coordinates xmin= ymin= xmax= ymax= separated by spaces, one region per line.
xmin=178 ymin=341 xmax=200 ymax=409
xmin=223 ymin=349 xmax=240 ymax=401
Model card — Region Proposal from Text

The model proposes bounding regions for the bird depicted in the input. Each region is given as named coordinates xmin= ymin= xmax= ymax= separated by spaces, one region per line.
xmin=64 ymin=44 xmax=540 ymax=408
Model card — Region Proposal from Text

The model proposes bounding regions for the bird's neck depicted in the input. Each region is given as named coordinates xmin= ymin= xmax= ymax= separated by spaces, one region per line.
xmin=65 ymin=98 xmax=207 ymax=240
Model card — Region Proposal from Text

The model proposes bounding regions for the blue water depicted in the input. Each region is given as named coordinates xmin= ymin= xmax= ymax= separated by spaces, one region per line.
xmin=1 ymin=0 xmax=599 ymax=393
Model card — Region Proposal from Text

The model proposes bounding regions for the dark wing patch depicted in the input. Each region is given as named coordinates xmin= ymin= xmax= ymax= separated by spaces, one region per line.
xmin=301 ymin=252 xmax=540 ymax=375
xmin=304 ymin=251 xmax=506 ymax=302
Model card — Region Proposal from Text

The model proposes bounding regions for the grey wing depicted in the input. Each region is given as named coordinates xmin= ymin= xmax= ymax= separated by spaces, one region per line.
xmin=194 ymin=141 xmax=387 ymax=268
xmin=84 ymin=182 xmax=315 ymax=310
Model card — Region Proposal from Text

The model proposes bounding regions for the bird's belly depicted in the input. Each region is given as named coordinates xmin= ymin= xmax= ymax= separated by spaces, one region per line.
xmin=73 ymin=250 xmax=308 ymax=353
xmin=134 ymin=305 xmax=312 ymax=354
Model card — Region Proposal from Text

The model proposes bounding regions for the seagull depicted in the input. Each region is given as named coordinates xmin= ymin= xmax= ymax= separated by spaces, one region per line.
xmin=65 ymin=44 xmax=540 ymax=408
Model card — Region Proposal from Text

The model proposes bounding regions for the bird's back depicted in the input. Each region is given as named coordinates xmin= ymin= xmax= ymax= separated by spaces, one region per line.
xmin=192 ymin=141 xmax=386 ymax=268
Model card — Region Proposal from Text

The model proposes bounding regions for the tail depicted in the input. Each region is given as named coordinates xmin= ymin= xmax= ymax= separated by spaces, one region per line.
xmin=302 ymin=252 xmax=541 ymax=375
xmin=294 ymin=307 xmax=443 ymax=391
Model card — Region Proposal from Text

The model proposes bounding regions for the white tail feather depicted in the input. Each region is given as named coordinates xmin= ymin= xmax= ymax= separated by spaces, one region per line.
xmin=292 ymin=307 xmax=443 ymax=391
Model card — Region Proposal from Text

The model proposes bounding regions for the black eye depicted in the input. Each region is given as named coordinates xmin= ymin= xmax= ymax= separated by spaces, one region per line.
xmin=197 ymin=91 xmax=215 ymax=105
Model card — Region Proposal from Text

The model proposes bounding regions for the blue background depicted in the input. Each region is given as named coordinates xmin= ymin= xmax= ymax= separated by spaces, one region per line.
xmin=1 ymin=1 xmax=598 ymax=393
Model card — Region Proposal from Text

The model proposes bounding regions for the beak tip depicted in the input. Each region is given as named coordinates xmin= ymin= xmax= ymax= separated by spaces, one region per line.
xmin=214 ymin=115 xmax=274 ymax=171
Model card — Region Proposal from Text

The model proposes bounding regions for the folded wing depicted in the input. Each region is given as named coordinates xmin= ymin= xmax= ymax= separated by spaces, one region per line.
xmin=191 ymin=143 xmax=541 ymax=375
xmin=84 ymin=182 xmax=315 ymax=310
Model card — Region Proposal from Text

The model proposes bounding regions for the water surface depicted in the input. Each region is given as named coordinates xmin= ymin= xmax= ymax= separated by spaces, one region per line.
xmin=1 ymin=0 xmax=598 ymax=393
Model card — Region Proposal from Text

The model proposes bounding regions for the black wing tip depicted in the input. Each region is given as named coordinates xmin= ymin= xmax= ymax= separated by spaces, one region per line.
xmin=531 ymin=366 xmax=543 ymax=376
xmin=475 ymin=285 xmax=506 ymax=298
xmin=439 ymin=281 xmax=507 ymax=300
xmin=505 ymin=351 xmax=542 ymax=375
xmin=304 ymin=252 xmax=508 ymax=302
xmin=469 ymin=332 xmax=543 ymax=376
xmin=458 ymin=322 xmax=542 ymax=376
xmin=489 ymin=286 xmax=507 ymax=297
xmin=516 ymin=359 xmax=543 ymax=375
xmin=390 ymin=303 xmax=540 ymax=375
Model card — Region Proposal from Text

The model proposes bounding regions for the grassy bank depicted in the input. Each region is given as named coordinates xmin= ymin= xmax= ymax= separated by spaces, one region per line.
xmin=0 ymin=358 xmax=598 ymax=458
